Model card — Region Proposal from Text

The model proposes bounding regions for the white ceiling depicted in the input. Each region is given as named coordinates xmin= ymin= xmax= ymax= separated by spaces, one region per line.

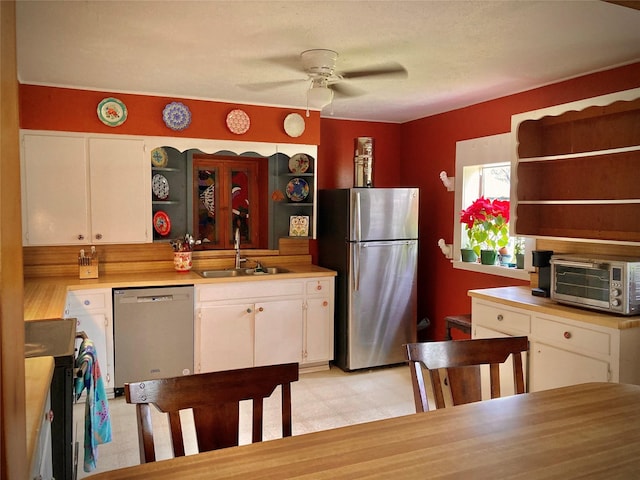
xmin=15 ymin=0 xmax=640 ymax=123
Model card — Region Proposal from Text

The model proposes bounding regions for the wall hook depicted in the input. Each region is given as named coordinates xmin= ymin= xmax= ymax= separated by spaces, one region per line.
xmin=439 ymin=171 xmax=454 ymax=191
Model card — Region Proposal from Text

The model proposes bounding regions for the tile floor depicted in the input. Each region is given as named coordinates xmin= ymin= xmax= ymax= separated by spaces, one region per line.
xmin=74 ymin=364 xmax=415 ymax=478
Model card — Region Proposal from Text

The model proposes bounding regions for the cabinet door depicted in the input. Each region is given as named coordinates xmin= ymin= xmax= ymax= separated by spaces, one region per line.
xmin=530 ymin=341 xmax=609 ymax=392
xmin=22 ymin=134 xmax=89 ymax=245
xmin=197 ymin=304 xmax=254 ymax=373
xmin=74 ymin=313 xmax=112 ymax=388
xmin=89 ymin=138 xmax=149 ymax=243
xmin=304 ymin=297 xmax=333 ymax=364
xmin=254 ymin=299 xmax=303 ymax=366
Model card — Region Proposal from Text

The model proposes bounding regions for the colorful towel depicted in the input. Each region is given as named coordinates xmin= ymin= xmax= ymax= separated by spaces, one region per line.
xmin=75 ymin=338 xmax=112 ymax=472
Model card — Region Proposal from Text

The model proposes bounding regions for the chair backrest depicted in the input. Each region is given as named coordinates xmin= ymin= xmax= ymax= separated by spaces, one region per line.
xmin=405 ymin=337 xmax=528 ymax=412
xmin=124 ymin=362 xmax=299 ymax=463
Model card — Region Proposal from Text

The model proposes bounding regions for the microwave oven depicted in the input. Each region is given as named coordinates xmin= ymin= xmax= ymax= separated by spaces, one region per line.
xmin=550 ymin=254 xmax=640 ymax=316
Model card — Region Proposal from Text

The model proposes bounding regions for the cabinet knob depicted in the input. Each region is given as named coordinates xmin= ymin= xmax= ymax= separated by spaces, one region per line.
xmin=46 ymin=410 xmax=54 ymax=423
xmin=563 ymin=331 xmax=572 ymax=339
xmin=497 ymin=314 xmax=504 ymax=321
xmin=95 ymin=233 xmax=103 ymax=240
xmin=84 ymin=300 xmax=91 ymax=306
xmin=77 ymin=234 xmax=85 ymax=240
xmin=246 ymin=308 xmax=252 ymax=314
xmin=316 ymin=285 xmax=322 ymax=291
xmin=258 ymin=306 xmax=264 ymax=312
xmin=323 ymin=301 xmax=328 ymax=307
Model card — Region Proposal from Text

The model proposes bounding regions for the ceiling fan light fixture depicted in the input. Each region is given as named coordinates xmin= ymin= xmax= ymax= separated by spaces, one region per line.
xmin=306 ymin=85 xmax=334 ymax=110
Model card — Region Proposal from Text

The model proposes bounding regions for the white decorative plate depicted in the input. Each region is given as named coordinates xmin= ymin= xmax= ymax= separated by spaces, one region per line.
xmin=97 ymin=97 xmax=127 ymax=127
xmin=289 ymin=153 xmax=310 ymax=173
xmin=152 ymin=174 xmax=169 ymax=200
xmin=150 ymin=147 xmax=168 ymax=168
xmin=284 ymin=113 xmax=305 ymax=138
xmin=162 ymin=102 xmax=191 ymax=131
xmin=226 ymin=109 xmax=250 ymax=134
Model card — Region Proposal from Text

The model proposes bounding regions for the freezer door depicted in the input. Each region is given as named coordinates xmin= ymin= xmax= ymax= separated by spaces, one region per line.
xmin=347 ymin=240 xmax=417 ymax=370
xmin=349 ymin=188 xmax=418 ymax=241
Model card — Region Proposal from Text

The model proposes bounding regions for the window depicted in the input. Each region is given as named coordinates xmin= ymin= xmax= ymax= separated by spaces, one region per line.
xmin=453 ymin=133 xmax=533 ymax=280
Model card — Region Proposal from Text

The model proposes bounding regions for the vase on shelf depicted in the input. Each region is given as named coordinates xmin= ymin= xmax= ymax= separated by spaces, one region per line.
xmin=516 ymin=253 xmax=525 ymax=269
xmin=460 ymin=248 xmax=478 ymax=262
xmin=480 ymin=249 xmax=498 ymax=265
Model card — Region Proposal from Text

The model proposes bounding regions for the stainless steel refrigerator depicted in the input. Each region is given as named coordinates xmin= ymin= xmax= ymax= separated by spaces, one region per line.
xmin=318 ymin=188 xmax=418 ymax=371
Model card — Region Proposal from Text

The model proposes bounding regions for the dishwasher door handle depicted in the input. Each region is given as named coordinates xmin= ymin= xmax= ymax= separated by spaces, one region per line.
xmin=136 ymin=295 xmax=173 ymax=303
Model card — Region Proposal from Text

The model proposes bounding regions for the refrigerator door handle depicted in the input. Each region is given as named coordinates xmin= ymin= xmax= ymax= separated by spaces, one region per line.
xmin=354 ymin=243 xmax=361 ymax=291
xmin=355 ymin=191 xmax=362 ymax=243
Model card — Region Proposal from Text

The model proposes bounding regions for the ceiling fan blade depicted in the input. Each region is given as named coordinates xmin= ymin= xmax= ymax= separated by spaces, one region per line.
xmin=238 ymin=78 xmax=307 ymax=91
xmin=339 ymin=62 xmax=408 ymax=80
xmin=330 ymin=82 xmax=367 ymax=98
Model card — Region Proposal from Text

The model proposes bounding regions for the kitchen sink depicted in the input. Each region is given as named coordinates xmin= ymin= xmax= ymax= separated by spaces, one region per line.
xmin=197 ymin=267 xmax=290 ymax=278
xmin=197 ymin=269 xmax=245 ymax=278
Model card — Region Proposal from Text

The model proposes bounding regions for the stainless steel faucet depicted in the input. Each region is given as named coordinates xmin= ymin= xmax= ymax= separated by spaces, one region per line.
xmin=234 ymin=227 xmax=246 ymax=269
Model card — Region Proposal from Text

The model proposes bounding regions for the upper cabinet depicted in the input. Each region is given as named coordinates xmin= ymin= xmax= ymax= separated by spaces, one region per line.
xmin=21 ymin=133 xmax=150 ymax=246
xmin=511 ymin=88 xmax=640 ymax=244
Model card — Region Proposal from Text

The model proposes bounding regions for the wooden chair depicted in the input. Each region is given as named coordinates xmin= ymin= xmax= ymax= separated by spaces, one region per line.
xmin=124 ymin=362 xmax=299 ymax=463
xmin=404 ymin=337 xmax=528 ymax=412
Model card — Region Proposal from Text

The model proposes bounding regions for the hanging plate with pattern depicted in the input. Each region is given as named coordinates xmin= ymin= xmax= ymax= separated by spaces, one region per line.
xmin=226 ymin=109 xmax=250 ymax=134
xmin=97 ymin=97 xmax=127 ymax=127
xmin=162 ymin=102 xmax=192 ymax=131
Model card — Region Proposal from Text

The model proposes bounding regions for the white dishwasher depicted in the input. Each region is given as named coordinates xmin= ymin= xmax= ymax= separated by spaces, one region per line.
xmin=113 ymin=285 xmax=194 ymax=395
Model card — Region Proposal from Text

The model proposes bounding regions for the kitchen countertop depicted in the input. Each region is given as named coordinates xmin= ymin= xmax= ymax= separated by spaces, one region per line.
xmin=25 ymin=356 xmax=54 ymax=473
xmin=469 ymin=286 xmax=640 ymax=330
xmin=24 ymin=264 xmax=336 ymax=321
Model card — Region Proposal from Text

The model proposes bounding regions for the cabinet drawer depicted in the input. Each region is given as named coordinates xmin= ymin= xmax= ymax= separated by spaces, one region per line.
xmin=306 ymin=279 xmax=332 ymax=295
xmin=198 ymin=280 xmax=304 ymax=303
xmin=473 ymin=302 xmax=530 ymax=334
xmin=532 ymin=317 xmax=610 ymax=356
xmin=66 ymin=291 xmax=107 ymax=313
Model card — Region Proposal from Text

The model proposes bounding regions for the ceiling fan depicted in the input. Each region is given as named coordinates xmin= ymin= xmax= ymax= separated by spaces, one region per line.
xmin=242 ymin=49 xmax=408 ymax=114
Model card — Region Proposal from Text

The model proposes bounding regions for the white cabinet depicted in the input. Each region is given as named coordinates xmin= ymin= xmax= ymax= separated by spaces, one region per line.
xmin=65 ymin=288 xmax=114 ymax=395
xmin=30 ymin=385 xmax=53 ymax=480
xmin=21 ymin=132 xmax=149 ymax=245
xmin=195 ymin=276 xmax=334 ymax=373
xmin=472 ymin=296 xmax=640 ymax=392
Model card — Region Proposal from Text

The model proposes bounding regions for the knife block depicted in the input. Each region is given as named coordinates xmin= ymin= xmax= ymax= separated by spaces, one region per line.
xmin=79 ymin=259 xmax=99 ymax=279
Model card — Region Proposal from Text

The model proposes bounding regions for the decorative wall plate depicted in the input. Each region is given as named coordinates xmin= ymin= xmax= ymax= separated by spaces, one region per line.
xmin=97 ymin=97 xmax=127 ymax=127
xmin=286 ymin=178 xmax=310 ymax=202
xmin=152 ymin=174 xmax=170 ymax=200
xmin=162 ymin=102 xmax=191 ymax=131
xmin=226 ymin=109 xmax=250 ymax=134
xmin=284 ymin=113 xmax=305 ymax=138
xmin=289 ymin=153 xmax=310 ymax=173
xmin=150 ymin=147 xmax=168 ymax=168
xmin=153 ymin=211 xmax=171 ymax=236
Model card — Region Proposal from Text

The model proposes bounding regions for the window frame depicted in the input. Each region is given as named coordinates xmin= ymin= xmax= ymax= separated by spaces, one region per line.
xmin=452 ymin=132 xmax=533 ymax=280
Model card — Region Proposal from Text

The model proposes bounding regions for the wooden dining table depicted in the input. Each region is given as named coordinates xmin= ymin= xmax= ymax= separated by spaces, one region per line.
xmin=87 ymin=382 xmax=640 ymax=479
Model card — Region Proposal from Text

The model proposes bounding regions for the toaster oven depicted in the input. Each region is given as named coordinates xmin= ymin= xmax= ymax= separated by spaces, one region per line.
xmin=550 ymin=254 xmax=640 ymax=316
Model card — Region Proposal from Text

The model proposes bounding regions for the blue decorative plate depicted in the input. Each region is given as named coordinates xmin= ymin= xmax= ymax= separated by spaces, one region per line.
xmin=162 ymin=102 xmax=191 ymax=131
xmin=286 ymin=178 xmax=309 ymax=202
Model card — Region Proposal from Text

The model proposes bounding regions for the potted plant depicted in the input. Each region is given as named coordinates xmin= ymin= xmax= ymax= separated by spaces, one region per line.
xmin=514 ymin=237 xmax=525 ymax=269
xmin=460 ymin=197 xmax=510 ymax=265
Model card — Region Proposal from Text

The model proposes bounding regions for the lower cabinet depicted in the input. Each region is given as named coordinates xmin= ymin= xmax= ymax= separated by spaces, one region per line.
xmin=196 ymin=277 xmax=334 ymax=373
xmin=472 ymin=297 xmax=640 ymax=393
xmin=64 ymin=288 xmax=114 ymax=396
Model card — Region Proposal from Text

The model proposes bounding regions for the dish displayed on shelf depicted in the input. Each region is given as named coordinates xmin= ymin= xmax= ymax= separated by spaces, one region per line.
xmin=284 ymin=113 xmax=305 ymax=138
xmin=153 ymin=211 xmax=171 ymax=236
xmin=97 ymin=97 xmax=127 ymax=127
xmin=162 ymin=102 xmax=191 ymax=131
xmin=152 ymin=174 xmax=170 ymax=200
xmin=286 ymin=177 xmax=310 ymax=202
xmin=150 ymin=147 xmax=168 ymax=168
xmin=200 ymin=184 xmax=215 ymax=216
xmin=288 ymin=153 xmax=310 ymax=173
xmin=226 ymin=109 xmax=250 ymax=134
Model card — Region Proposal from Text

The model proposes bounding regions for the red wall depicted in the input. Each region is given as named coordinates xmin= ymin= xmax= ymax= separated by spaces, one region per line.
xmin=19 ymin=85 xmax=321 ymax=144
xmin=318 ymin=62 xmax=640 ymax=340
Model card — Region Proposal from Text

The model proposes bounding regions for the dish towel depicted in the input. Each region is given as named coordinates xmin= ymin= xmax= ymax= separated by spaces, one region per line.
xmin=75 ymin=338 xmax=112 ymax=473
